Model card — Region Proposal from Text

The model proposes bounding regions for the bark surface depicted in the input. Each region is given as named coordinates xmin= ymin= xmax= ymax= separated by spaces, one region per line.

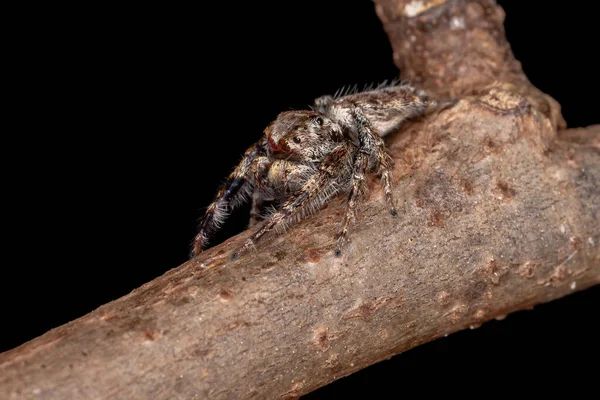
xmin=1 ymin=1 xmax=599 ymax=399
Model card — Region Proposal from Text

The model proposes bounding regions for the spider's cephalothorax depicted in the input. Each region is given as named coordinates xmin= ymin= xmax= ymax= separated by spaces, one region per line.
xmin=191 ymin=82 xmax=441 ymax=259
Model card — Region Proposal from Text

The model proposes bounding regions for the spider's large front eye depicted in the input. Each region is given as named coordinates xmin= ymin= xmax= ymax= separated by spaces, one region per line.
xmin=293 ymin=136 xmax=301 ymax=144
xmin=315 ymin=117 xmax=323 ymax=126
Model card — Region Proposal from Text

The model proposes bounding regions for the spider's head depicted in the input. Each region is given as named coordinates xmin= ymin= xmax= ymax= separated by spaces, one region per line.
xmin=264 ymin=110 xmax=343 ymax=162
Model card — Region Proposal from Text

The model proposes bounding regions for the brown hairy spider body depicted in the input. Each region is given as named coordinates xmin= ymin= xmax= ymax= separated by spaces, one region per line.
xmin=192 ymin=82 xmax=441 ymax=259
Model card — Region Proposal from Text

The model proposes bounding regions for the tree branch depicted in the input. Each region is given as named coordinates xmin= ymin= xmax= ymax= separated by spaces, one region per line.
xmin=1 ymin=1 xmax=598 ymax=399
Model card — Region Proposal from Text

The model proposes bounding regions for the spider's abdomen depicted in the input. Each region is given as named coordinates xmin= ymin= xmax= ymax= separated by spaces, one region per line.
xmin=328 ymin=83 xmax=431 ymax=137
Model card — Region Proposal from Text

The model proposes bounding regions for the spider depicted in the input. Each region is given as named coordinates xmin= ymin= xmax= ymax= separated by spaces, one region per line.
xmin=191 ymin=82 xmax=441 ymax=259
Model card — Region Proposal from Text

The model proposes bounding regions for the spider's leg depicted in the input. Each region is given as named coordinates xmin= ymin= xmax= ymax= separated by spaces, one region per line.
xmin=247 ymin=159 xmax=274 ymax=228
xmin=232 ymin=144 xmax=352 ymax=259
xmin=376 ymin=141 xmax=398 ymax=216
xmin=335 ymin=108 xmax=389 ymax=255
xmin=248 ymin=191 xmax=266 ymax=227
xmin=335 ymin=149 xmax=368 ymax=256
xmin=354 ymin=107 xmax=398 ymax=216
xmin=191 ymin=140 xmax=268 ymax=257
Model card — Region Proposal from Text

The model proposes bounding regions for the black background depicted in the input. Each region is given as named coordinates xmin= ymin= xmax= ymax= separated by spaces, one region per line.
xmin=4 ymin=1 xmax=598 ymax=398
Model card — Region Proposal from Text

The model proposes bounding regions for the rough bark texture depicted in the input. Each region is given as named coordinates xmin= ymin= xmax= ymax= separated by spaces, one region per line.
xmin=1 ymin=0 xmax=599 ymax=399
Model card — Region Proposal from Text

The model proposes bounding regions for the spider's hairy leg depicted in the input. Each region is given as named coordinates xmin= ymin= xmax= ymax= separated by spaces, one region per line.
xmin=191 ymin=140 xmax=268 ymax=257
xmin=335 ymin=150 xmax=368 ymax=256
xmin=376 ymin=140 xmax=397 ymax=217
xmin=249 ymin=191 xmax=267 ymax=228
xmin=232 ymin=144 xmax=352 ymax=260
xmin=335 ymin=108 xmax=397 ymax=256
xmin=355 ymin=107 xmax=398 ymax=216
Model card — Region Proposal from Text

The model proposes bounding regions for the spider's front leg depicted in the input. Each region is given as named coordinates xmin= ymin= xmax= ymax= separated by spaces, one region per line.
xmin=335 ymin=107 xmax=397 ymax=255
xmin=232 ymin=144 xmax=353 ymax=259
xmin=191 ymin=140 xmax=269 ymax=257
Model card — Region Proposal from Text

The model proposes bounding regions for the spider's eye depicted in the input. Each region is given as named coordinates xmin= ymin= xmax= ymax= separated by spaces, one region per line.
xmin=293 ymin=136 xmax=301 ymax=144
xmin=315 ymin=117 xmax=324 ymax=126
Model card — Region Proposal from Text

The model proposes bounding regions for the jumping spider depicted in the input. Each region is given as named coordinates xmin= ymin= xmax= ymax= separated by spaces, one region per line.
xmin=192 ymin=82 xmax=441 ymax=259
